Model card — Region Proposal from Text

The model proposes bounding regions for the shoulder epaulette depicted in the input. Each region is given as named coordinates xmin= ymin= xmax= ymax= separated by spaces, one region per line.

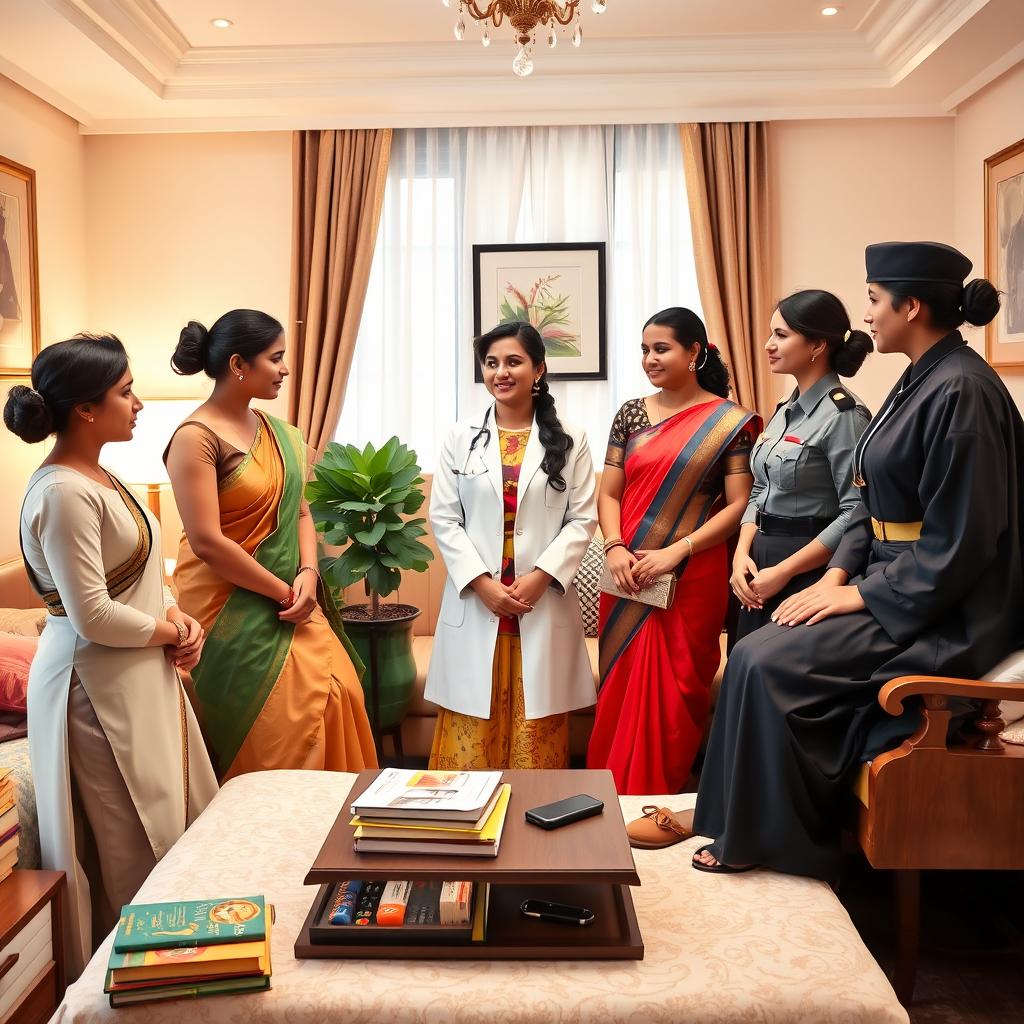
xmin=828 ymin=388 xmax=856 ymax=411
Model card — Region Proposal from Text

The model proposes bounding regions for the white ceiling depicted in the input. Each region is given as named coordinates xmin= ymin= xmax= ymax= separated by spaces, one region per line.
xmin=0 ymin=0 xmax=1022 ymax=133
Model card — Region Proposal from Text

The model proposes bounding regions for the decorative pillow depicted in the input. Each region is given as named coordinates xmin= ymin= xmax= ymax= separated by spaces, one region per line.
xmin=573 ymin=534 xmax=604 ymax=639
xmin=0 ymin=631 xmax=37 ymax=713
xmin=0 ymin=608 xmax=46 ymax=637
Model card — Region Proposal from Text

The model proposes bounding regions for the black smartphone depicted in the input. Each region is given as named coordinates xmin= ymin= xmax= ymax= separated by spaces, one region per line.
xmin=520 ymin=899 xmax=595 ymax=926
xmin=524 ymin=793 xmax=604 ymax=830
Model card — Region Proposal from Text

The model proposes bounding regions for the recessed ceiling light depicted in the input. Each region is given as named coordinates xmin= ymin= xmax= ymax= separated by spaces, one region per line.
xmin=821 ymin=6 xmax=841 ymax=15
xmin=210 ymin=18 xmax=233 ymax=29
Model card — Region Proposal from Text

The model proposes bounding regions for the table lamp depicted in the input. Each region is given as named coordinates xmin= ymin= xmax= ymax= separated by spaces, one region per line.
xmin=102 ymin=399 xmax=200 ymax=523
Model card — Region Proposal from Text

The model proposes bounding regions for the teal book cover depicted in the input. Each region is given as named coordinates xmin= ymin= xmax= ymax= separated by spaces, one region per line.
xmin=113 ymin=897 xmax=266 ymax=953
xmin=108 ymin=974 xmax=271 ymax=1007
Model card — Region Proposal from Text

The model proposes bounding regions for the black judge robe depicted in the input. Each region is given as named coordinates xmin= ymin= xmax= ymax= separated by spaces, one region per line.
xmin=693 ymin=332 xmax=1024 ymax=879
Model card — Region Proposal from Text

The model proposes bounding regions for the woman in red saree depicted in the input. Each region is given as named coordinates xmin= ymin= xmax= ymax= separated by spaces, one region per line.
xmin=588 ymin=308 xmax=760 ymax=795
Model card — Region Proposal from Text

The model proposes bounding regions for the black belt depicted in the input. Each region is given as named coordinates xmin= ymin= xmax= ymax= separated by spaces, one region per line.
xmin=756 ymin=510 xmax=833 ymax=537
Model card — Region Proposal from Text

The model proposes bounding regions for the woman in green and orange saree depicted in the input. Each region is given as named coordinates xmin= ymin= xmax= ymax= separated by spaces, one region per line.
xmin=587 ymin=308 xmax=760 ymax=795
xmin=165 ymin=309 xmax=377 ymax=781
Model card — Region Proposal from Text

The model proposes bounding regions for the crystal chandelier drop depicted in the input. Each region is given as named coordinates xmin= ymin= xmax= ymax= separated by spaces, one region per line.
xmin=443 ymin=1 xmax=608 ymax=77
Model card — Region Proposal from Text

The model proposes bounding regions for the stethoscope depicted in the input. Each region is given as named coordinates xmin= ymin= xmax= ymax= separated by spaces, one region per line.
xmin=453 ymin=407 xmax=493 ymax=477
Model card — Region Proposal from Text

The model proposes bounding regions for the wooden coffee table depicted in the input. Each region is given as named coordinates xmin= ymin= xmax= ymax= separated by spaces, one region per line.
xmin=295 ymin=769 xmax=643 ymax=960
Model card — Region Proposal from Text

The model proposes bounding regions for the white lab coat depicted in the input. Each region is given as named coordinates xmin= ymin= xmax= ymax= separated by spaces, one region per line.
xmin=424 ymin=407 xmax=598 ymax=719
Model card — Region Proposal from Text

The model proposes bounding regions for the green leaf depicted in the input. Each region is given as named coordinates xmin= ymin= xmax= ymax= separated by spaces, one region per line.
xmin=389 ymin=465 xmax=421 ymax=490
xmin=338 ymin=545 xmax=377 ymax=576
xmin=338 ymin=500 xmax=377 ymax=513
xmin=324 ymin=525 xmax=351 ymax=545
xmin=367 ymin=563 xmax=401 ymax=598
xmin=354 ymin=521 xmax=387 ymax=546
xmin=368 ymin=436 xmax=399 ymax=476
xmin=402 ymin=491 xmax=426 ymax=514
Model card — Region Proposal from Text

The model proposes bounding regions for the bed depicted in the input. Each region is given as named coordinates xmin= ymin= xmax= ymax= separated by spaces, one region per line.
xmin=0 ymin=556 xmax=45 ymax=870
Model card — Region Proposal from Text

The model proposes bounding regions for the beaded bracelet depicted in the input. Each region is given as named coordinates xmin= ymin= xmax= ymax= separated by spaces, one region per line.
xmin=295 ymin=565 xmax=319 ymax=579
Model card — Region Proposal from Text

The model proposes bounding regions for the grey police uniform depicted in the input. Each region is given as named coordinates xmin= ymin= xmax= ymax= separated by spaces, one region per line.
xmin=735 ymin=371 xmax=870 ymax=642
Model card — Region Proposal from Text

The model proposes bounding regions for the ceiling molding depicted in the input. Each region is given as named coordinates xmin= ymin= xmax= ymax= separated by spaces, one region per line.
xmin=864 ymin=0 xmax=993 ymax=82
xmin=2 ymin=0 xmax=1017 ymax=133
xmin=0 ymin=52 xmax=92 ymax=123
xmin=77 ymin=104 xmax=954 ymax=137
xmin=942 ymin=36 xmax=1024 ymax=109
xmin=41 ymin=0 xmax=187 ymax=85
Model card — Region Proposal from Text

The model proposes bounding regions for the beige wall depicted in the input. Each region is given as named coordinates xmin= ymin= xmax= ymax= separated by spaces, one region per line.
xmin=953 ymin=61 xmax=1024 ymax=408
xmin=0 ymin=75 xmax=88 ymax=559
xmin=770 ymin=117 xmax=956 ymax=415
xmin=83 ymin=131 xmax=293 ymax=558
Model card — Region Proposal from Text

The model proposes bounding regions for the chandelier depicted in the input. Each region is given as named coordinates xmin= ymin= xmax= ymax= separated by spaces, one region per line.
xmin=443 ymin=1 xmax=609 ymax=77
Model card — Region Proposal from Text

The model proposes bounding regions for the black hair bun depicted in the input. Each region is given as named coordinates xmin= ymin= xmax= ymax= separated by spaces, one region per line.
xmin=832 ymin=328 xmax=873 ymax=377
xmin=961 ymin=279 xmax=1000 ymax=327
xmin=171 ymin=320 xmax=210 ymax=376
xmin=3 ymin=384 xmax=54 ymax=443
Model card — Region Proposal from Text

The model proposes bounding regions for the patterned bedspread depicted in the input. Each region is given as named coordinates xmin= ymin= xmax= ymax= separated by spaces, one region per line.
xmin=54 ymin=770 xmax=907 ymax=1023
xmin=0 ymin=736 xmax=40 ymax=870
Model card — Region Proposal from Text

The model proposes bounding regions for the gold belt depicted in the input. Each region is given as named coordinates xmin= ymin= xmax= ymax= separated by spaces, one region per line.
xmin=871 ymin=518 xmax=922 ymax=542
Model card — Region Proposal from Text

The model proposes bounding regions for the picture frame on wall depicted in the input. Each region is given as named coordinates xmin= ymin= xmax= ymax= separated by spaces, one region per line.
xmin=473 ymin=242 xmax=607 ymax=381
xmin=0 ymin=155 xmax=40 ymax=379
xmin=985 ymin=136 xmax=1024 ymax=370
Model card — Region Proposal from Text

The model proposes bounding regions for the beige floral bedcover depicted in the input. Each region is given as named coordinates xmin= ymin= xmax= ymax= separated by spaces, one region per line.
xmin=54 ymin=770 xmax=907 ymax=1023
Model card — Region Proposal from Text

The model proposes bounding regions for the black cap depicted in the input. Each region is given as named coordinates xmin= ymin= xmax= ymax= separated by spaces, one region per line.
xmin=865 ymin=241 xmax=972 ymax=286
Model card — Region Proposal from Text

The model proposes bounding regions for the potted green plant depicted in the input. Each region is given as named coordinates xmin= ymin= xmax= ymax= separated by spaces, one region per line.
xmin=306 ymin=437 xmax=434 ymax=740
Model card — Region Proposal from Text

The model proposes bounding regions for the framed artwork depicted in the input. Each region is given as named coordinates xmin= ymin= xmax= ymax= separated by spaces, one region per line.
xmin=472 ymin=242 xmax=607 ymax=381
xmin=985 ymin=137 xmax=1024 ymax=370
xmin=0 ymin=155 xmax=40 ymax=379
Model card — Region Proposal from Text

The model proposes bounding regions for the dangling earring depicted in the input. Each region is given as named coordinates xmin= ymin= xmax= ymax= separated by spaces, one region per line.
xmin=531 ymin=379 xmax=541 ymax=394
xmin=688 ymin=360 xmax=697 ymax=372
xmin=810 ymin=354 xmax=816 ymax=363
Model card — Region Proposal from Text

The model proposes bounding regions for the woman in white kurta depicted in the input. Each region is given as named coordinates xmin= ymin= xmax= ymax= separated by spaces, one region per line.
xmin=4 ymin=335 xmax=217 ymax=978
xmin=425 ymin=321 xmax=597 ymax=769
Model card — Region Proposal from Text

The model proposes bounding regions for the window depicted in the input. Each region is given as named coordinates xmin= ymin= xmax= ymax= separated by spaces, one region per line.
xmin=336 ymin=124 xmax=700 ymax=470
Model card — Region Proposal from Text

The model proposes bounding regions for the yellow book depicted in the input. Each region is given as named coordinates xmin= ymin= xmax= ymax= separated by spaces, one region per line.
xmin=353 ymin=786 xmax=511 ymax=856
xmin=471 ymin=884 xmax=489 ymax=942
xmin=108 ymin=906 xmax=274 ymax=986
xmin=351 ymin=784 xmax=511 ymax=839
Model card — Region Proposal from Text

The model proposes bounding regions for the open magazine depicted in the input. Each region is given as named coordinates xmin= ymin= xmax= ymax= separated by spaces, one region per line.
xmin=351 ymin=769 xmax=503 ymax=821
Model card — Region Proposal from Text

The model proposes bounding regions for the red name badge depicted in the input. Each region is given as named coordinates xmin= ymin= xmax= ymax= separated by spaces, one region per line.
xmin=783 ymin=434 xmax=804 ymax=444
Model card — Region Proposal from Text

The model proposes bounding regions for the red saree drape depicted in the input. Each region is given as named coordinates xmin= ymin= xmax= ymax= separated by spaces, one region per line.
xmin=588 ymin=399 xmax=759 ymax=795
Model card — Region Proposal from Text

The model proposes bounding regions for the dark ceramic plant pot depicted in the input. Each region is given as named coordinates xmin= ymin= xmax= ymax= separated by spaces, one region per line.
xmin=341 ymin=604 xmax=421 ymax=732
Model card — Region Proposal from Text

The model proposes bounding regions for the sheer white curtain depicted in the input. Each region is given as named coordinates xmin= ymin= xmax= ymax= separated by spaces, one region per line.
xmin=338 ymin=123 xmax=701 ymax=469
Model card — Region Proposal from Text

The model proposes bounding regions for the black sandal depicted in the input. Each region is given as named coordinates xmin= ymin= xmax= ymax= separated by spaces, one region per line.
xmin=691 ymin=843 xmax=757 ymax=874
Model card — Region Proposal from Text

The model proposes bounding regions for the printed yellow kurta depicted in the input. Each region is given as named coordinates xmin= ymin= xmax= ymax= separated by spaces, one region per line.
xmin=430 ymin=427 xmax=569 ymax=770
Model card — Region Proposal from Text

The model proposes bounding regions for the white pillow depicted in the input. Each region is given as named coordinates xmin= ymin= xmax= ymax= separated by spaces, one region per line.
xmin=987 ymin=649 xmax=1024 ymax=742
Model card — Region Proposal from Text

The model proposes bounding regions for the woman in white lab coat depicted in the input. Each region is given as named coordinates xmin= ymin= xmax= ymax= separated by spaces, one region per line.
xmin=425 ymin=321 xmax=597 ymax=769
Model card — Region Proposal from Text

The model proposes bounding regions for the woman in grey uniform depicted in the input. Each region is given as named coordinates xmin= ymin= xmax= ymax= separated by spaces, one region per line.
xmin=693 ymin=241 xmax=1023 ymax=879
xmin=731 ymin=290 xmax=872 ymax=643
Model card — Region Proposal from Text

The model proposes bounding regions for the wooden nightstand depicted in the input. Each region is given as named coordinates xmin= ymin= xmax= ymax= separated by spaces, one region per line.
xmin=0 ymin=870 xmax=65 ymax=1024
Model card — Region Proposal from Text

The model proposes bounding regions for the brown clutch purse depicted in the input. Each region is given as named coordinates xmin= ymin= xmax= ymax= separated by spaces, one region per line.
xmin=598 ymin=561 xmax=677 ymax=609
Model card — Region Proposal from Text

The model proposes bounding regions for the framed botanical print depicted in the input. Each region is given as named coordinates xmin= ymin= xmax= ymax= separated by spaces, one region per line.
xmin=472 ymin=242 xmax=607 ymax=381
xmin=985 ymin=137 xmax=1024 ymax=369
xmin=0 ymin=155 xmax=40 ymax=379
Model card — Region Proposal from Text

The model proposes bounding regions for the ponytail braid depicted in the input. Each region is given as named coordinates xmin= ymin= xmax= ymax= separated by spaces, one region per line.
xmin=532 ymin=378 xmax=574 ymax=492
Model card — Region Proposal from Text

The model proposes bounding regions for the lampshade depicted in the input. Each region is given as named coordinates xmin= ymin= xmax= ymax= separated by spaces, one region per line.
xmin=102 ymin=399 xmax=202 ymax=486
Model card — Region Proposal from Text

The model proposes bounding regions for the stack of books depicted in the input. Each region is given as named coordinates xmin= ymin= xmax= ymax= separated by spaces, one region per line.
xmin=311 ymin=877 xmax=490 ymax=945
xmin=350 ymin=769 xmax=511 ymax=857
xmin=0 ymin=767 xmax=18 ymax=882
xmin=103 ymin=896 xmax=273 ymax=1008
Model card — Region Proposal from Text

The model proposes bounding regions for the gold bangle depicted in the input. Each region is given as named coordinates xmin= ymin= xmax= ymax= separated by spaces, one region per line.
xmin=602 ymin=537 xmax=623 ymax=552
xmin=173 ymin=620 xmax=188 ymax=647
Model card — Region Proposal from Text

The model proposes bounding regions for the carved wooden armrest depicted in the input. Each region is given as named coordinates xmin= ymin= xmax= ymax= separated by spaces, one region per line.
xmin=879 ymin=675 xmax=1024 ymax=715
xmin=878 ymin=675 xmax=1024 ymax=754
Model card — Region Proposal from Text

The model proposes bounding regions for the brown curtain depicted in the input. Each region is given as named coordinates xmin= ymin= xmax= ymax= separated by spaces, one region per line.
xmin=289 ymin=129 xmax=393 ymax=454
xmin=680 ymin=122 xmax=774 ymax=420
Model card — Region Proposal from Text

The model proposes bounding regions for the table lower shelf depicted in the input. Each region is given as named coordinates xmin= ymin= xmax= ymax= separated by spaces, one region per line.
xmin=294 ymin=882 xmax=643 ymax=960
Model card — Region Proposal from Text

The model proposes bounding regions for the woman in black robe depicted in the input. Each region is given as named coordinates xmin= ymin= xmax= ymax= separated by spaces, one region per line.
xmin=692 ymin=240 xmax=1024 ymax=879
